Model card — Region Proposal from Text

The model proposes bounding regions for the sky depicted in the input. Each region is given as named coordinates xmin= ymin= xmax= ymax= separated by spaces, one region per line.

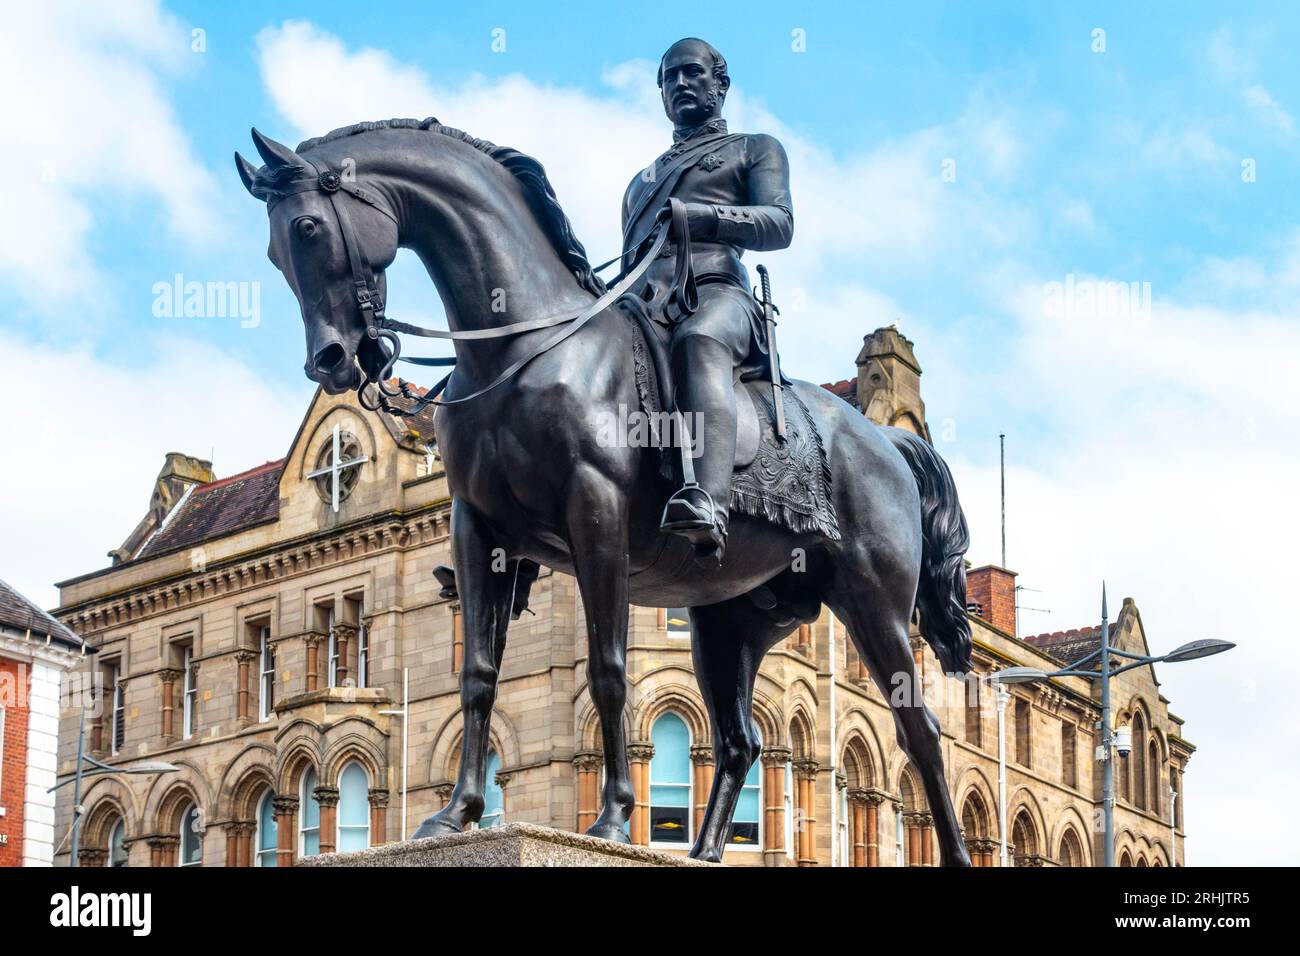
xmin=1 ymin=0 xmax=1297 ymax=864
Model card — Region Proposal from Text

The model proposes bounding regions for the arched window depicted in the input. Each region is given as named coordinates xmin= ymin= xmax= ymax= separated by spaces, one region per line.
xmin=1148 ymin=741 xmax=1160 ymax=816
xmin=650 ymin=713 xmax=692 ymax=846
xmin=299 ymin=767 xmax=321 ymax=857
xmin=1059 ymin=827 xmax=1084 ymax=867
xmin=109 ymin=819 xmax=128 ymax=868
xmin=338 ymin=762 xmax=371 ymax=850
xmin=1120 ymin=849 xmax=1133 ymax=867
xmin=729 ymin=737 xmax=761 ymax=848
xmin=256 ymin=790 xmax=278 ymax=867
xmin=480 ymin=751 xmax=504 ymax=829
xmin=179 ymin=804 xmax=202 ymax=867
xmin=1132 ymin=713 xmax=1148 ymax=810
xmin=1011 ymin=810 xmax=1037 ymax=866
xmin=961 ymin=793 xmax=991 ymax=866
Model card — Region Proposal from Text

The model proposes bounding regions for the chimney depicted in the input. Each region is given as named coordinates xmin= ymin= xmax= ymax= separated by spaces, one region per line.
xmin=966 ymin=565 xmax=1017 ymax=636
xmin=855 ymin=325 xmax=930 ymax=439
xmin=108 ymin=452 xmax=215 ymax=564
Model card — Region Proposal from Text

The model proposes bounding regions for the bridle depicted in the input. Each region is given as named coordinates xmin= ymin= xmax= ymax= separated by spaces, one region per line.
xmin=271 ymin=161 xmax=695 ymax=418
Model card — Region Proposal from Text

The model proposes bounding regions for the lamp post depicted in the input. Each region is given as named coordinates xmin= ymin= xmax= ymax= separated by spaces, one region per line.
xmin=990 ymin=584 xmax=1232 ymax=867
xmin=378 ymin=667 xmax=410 ymax=841
xmin=50 ymin=706 xmax=179 ymax=866
xmin=995 ymin=682 xmax=1009 ymax=867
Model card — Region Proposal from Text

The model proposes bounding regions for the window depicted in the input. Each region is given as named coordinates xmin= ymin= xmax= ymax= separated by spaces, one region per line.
xmin=179 ymin=804 xmax=202 ymax=866
xmin=1014 ymin=698 xmax=1031 ymax=768
xmin=258 ymin=626 xmax=275 ymax=722
xmin=346 ymin=595 xmax=368 ymax=688
xmin=110 ymin=662 xmax=125 ymax=755
xmin=728 ymin=742 xmax=761 ymax=848
xmin=665 ymin=607 xmax=690 ymax=634
xmin=299 ymin=767 xmax=321 ymax=856
xmin=338 ymin=762 xmax=371 ymax=851
xmin=109 ymin=819 xmax=128 ymax=867
xmin=1062 ymin=722 xmax=1077 ymax=788
xmin=256 ymin=790 xmax=278 ymax=866
xmin=964 ymin=680 xmax=982 ymax=747
xmin=480 ymin=751 xmax=504 ymax=829
xmin=837 ymin=786 xmax=849 ymax=866
xmin=181 ymin=645 xmax=197 ymax=740
xmin=649 ymin=713 xmax=691 ymax=845
xmin=325 ymin=605 xmax=339 ymax=688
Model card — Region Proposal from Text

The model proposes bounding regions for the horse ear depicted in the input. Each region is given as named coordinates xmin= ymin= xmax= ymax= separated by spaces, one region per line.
xmin=234 ymin=152 xmax=262 ymax=198
xmin=251 ymin=127 xmax=303 ymax=169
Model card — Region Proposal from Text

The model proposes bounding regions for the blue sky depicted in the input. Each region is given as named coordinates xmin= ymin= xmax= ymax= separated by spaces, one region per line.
xmin=2 ymin=1 xmax=1297 ymax=864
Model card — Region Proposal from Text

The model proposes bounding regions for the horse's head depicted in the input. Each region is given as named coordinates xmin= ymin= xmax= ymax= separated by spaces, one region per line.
xmin=236 ymin=129 xmax=399 ymax=394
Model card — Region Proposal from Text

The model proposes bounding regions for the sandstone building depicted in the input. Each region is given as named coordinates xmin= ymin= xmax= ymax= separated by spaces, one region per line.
xmin=48 ymin=326 xmax=1191 ymax=867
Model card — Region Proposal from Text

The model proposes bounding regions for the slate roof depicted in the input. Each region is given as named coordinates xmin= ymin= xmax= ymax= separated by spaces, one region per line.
xmin=1022 ymin=625 xmax=1111 ymax=667
xmin=0 ymin=577 xmax=87 ymax=650
xmin=137 ymin=459 xmax=285 ymax=560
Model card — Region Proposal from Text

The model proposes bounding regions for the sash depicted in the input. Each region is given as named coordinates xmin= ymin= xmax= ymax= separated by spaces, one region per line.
xmin=621 ymin=132 xmax=745 ymax=268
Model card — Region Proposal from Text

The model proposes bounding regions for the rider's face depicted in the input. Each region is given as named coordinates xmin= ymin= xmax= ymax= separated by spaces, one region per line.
xmin=660 ymin=45 xmax=725 ymax=127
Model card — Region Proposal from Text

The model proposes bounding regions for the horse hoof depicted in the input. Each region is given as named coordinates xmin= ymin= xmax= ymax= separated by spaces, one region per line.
xmin=412 ymin=816 xmax=464 ymax=840
xmin=585 ymin=822 xmax=631 ymax=844
xmin=689 ymin=847 xmax=723 ymax=864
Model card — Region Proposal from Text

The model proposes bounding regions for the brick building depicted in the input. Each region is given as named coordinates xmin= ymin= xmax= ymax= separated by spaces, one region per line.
xmin=1 ymin=580 xmax=87 ymax=865
xmin=48 ymin=326 xmax=1191 ymax=867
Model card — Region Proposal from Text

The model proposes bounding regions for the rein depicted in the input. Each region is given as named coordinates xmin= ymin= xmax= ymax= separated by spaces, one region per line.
xmin=279 ymin=162 xmax=696 ymax=418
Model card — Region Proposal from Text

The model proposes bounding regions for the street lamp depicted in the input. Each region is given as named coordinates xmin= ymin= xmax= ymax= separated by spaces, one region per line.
xmin=990 ymin=584 xmax=1232 ymax=867
xmin=50 ymin=706 xmax=179 ymax=866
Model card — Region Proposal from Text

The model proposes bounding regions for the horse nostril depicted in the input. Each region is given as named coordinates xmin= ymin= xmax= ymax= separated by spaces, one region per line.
xmin=314 ymin=343 xmax=347 ymax=374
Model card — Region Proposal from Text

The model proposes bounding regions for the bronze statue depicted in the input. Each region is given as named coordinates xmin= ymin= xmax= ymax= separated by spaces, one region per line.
xmin=624 ymin=38 xmax=793 ymax=564
xmin=237 ymin=38 xmax=975 ymax=864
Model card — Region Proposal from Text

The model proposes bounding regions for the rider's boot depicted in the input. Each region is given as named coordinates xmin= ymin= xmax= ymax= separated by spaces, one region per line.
xmin=660 ymin=335 xmax=736 ymax=566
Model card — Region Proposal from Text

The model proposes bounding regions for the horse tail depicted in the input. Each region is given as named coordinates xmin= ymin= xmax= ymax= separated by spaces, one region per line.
xmin=885 ymin=428 xmax=973 ymax=674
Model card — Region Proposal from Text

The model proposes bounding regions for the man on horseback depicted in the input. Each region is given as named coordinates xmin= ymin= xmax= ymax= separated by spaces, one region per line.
xmin=622 ymin=37 xmax=794 ymax=563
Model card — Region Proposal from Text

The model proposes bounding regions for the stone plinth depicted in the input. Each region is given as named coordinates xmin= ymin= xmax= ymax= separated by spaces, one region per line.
xmin=297 ymin=822 xmax=715 ymax=867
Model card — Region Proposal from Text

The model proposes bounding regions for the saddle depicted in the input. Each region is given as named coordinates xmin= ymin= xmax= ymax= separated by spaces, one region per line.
xmin=617 ymin=293 xmax=841 ymax=540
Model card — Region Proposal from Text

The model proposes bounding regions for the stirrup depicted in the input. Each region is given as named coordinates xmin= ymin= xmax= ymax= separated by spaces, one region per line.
xmin=660 ymin=482 xmax=718 ymax=530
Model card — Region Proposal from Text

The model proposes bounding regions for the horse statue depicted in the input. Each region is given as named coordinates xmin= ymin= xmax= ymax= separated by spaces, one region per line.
xmin=237 ymin=117 xmax=975 ymax=865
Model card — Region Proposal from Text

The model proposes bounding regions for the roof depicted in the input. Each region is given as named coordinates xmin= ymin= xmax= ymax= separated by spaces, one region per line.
xmin=137 ymin=459 xmax=285 ymax=559
xmin=1022 ymin=624 xmax=1110 ymax=667
xmin=0 ymin=578 xmax=87 ymax=651
xmin=821 ymin=378 xmax=860 ymax=409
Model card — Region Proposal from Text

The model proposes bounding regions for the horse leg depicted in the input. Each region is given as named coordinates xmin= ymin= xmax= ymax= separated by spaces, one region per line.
xmin=687 ymin=594 xmax=796 ymax=862
xmin=829 ymin=569 xmax=971 ymax=866
xmin=567 ymin=467 xmax=635 ymax=843
xmin=413 ymin=498 xmax=517 ymax=838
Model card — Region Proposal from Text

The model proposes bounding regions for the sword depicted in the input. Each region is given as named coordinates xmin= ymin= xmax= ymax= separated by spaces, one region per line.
xmin=756 ymin=264 xmax=786 ymax=441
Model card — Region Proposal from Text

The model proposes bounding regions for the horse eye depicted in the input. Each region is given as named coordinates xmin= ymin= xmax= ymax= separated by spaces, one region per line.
xmin=294 ymin=218 xmax=318 ymax=240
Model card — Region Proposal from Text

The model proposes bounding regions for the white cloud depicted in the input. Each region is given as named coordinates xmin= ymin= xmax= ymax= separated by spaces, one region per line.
xmin=1243 ymin=83 xmax=1295 ymax=135
xmin=0 ymin=328 xmax=309 ymax=611
xmin=0 ymin=1 xmax=222 ymax=315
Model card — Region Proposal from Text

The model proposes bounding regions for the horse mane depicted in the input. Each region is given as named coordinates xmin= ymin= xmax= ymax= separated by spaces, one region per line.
xmin=296 ymin=118 xmax=606 ymax=297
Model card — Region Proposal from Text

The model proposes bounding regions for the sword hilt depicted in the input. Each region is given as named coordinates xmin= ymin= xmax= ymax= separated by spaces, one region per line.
xmin=757 ymin=263 xmax=772 ymax=308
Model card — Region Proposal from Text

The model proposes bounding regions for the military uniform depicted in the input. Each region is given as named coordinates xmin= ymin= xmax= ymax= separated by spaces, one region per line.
xmin=620 ymin=119 xmax=794 ymax=558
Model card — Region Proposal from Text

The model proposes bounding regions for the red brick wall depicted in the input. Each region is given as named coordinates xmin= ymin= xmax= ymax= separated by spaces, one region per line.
xmin=967 ymin=566 xmax=1017 ymax=636
xmin=0 ymin=658 xmax=30 ymax=866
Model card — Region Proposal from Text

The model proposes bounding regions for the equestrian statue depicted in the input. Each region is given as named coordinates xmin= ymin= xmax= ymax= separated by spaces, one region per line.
xmin=237 ymin=37 xmax=976 ymax=864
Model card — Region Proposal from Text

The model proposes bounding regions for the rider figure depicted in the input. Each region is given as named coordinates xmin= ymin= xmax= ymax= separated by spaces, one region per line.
xmin=621 ymin=37 xmax=794 ymax=563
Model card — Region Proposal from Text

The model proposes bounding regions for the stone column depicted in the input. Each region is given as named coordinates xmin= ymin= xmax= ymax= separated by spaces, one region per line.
xmin=573 ymin=752 xmax=602 ymax=833
xmin=865 ymin=792 xmax=883 ymax=867
xmin=919 ymin=812 xmax=934 ymax=866
xmin=333 ymin=622 xmax=358 ymax=686
xmin=234 ymin=650 xmax=256 ymax=721
xmin=78 ymin=848 xmax=108 ymax=867
xmin=149 ymin=836 xmax=178 ymax=868
xmin=690 ymin=744 xmax=714 ymax=834
xmin=627 ymin=742 xmax=654 ymax=847
xmin=760 ymin=747 xmax=791 ymax=865
xmin=315 ymin=786 xmax=340 ymax=854
xmin=904 ymin=812 xmax=920 ymax=866
xmin=158 ymin=669 xmax=182 ymax=740
xmin=303 ymin=632 xmax=323 ymax=692
xmin=368 ymin=789 xmax=390 ymax=845
xmin=848 ymin=789 xmax=867 ymax=867
xmin=794 ymin=759 xmax=819 ymax=866
xmin=273 ymin=796 xmax=299 ymax=867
